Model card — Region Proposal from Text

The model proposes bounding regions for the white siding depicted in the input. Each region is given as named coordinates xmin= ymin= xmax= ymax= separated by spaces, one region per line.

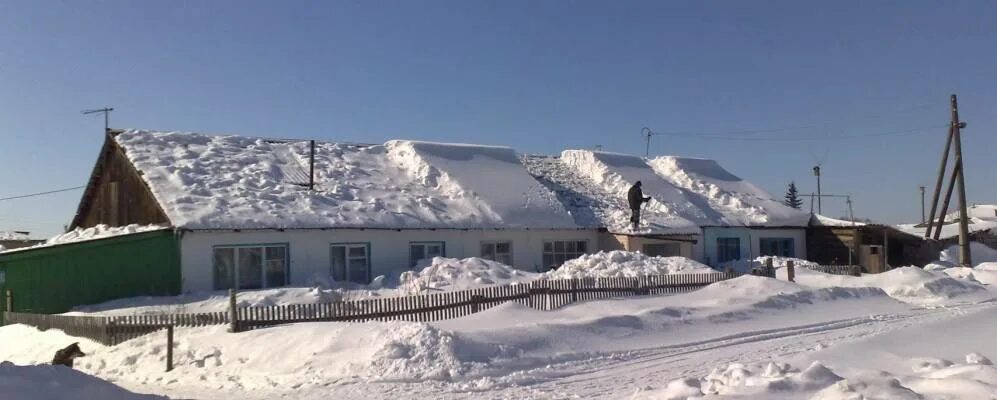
xmin=179 ymin=229 xmax=598 ymax=292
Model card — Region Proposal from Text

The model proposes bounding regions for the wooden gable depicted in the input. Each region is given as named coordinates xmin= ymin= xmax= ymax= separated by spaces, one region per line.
xmin=70 ymin=131 xmax=171 ymax=229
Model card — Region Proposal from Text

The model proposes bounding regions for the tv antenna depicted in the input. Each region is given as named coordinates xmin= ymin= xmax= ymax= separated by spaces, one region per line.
xmin=81 ymin=107 xmax=114 ymax=131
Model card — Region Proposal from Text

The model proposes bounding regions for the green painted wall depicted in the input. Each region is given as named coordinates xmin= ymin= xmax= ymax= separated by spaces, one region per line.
xmin=0 ymin=230 xmax=180 ymax=320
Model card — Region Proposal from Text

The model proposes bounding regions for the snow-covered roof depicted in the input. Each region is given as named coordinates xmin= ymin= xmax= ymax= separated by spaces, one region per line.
xmin=810 ymin=214 xmax=867 ymax=227
xmin=556 ymin=150 xmax=722 ymax=233
xmin=0 ymin=224 xmax=170 ymax=254
xmin=108 ymin=129 xmax=810 ymax=233
xmin=0 ymin=231 xmax=31 ymax=241
xmin=114 ymin=130 xmax=577 ymax=230
xmin=896 ymin=204 xmax=997 ymax=239
xmin=649 ymin=156 xmax=811 ymax=227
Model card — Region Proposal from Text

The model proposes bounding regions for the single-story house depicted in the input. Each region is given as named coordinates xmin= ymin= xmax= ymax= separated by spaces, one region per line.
xmin=4 ymin=128 xmax=813 ymax=298
xmin=808 ymin=215 xmax=931 ymax=272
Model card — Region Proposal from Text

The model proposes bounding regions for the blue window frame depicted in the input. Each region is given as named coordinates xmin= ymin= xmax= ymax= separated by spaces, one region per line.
xmin=716 ymin=237 xmax=741 ymax=263
xmin=330 ymin=243 xmax=371 ymax=284
xmin=759 ymin=238 xmax=795 ymax=257
xmin=409 ymin=241 xmax=445 ymax=268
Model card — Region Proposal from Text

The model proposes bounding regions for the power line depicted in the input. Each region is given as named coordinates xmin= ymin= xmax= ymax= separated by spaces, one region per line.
xmin=652 ymin=125 xmax=946 ymax=142
xmin=652 ymin=103 xmax=937 ymax=137
xmin=0 ymin=186 xmax=86 ymax=202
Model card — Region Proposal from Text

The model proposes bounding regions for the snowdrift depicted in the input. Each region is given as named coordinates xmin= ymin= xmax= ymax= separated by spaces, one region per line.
xmin=783 ymin=266 xmax=987 ymax=304
xmin=940 ymin=242 xmax=997 ymax=265
xmin=0 ymin=362 xmax=166 ymax=400
xmin=545 ymin=251 xmax=714 ymax=279
xmin=398 ymin=257 xmax=539 ymax=295
xmin=635 ymin=353 xmax=997 ymax=399
xmin=0 ymin=321 xmax=500 ymax=392
xmin=648 ymin=156 xmax=810 ymax=227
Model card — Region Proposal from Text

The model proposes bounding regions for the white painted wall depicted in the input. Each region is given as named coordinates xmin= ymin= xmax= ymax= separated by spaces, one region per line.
xmin=701 ymin=227 xmax=807 ymax=267
xmin=750 ymin=228 xmax=807 ymax=261
xmin=179 ymin=229 xmax=599 ymax=292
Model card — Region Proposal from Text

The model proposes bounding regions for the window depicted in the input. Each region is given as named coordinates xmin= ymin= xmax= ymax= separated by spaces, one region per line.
xmin=759 ymin=238 xmax=795 ymax=257
xmin=410 ymin=242 xmax=445 ymax=268
xmin=716 ymin=238 xmax=741 ymax=263
xmin=543 ymin=240 xmax=588 ymax=270
xmin=480 ymin=241 xmax=513 ymax=265
xmin=213 ymin=244 xmax=288 ymax=290
xmin=643 ymin=243 xmax=681 ymax=257
xmin=331 ymin=243 xmax=371 ymax=284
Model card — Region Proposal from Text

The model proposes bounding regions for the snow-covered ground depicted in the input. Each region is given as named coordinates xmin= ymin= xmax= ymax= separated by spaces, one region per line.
xmin=70 ymin=251 xmax=713 ymax=315
xmin=0 ymin=362 xmax=166 ymax=400
xmin=4 ymin=256 xmax=996 ymax=400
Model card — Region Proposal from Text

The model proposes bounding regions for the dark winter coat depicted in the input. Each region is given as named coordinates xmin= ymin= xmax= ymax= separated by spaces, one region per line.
xmin=627 ymin=183 xmax=650 ymax=210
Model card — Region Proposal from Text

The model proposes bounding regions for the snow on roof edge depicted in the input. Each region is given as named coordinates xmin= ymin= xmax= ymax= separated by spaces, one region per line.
xmin=0 ymin=225 xmax=172 ymax=255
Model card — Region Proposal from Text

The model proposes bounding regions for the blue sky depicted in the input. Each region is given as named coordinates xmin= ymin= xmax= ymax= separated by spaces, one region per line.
xmin=2 ymin=1 xmax=996 ymax=237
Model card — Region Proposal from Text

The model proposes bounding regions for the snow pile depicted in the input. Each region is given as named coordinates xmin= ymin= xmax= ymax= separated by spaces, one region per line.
xmin=786 ymin=266 xmax=986 ymax=304
xmin=0 ymin=362 xmax=166 ymax=400
xmin=637 ymin=353 xmax=997 ymax=399
xmin=398 ymin=257 xmax=539 ymax=295
xmin=940 ymin=242 xmax=997 ymax=265
xmin=939 ymin=264 xmax=997 ymax=286
xmin=0 ymin=321 xmax=497 ymax=392
xmin=545 ymin=251 xmax=714 ymax=280
xmin=648 ymin=156 xmax=811 ymax=227
xmin=387 ymin=141 xmax=575 ymax=228
xmin=560 ymin=150 xmax=718 ymax=233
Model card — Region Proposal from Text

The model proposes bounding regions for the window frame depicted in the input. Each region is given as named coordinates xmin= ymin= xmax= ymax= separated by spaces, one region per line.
xmin=330 ymin=242 xmax=372 ymax=284
xmin=409 ymin=241 xmax=446 ymax=268
xmin=716 ymin=237 xmax=741 ymax=263
xmin=642 ymin=242 xmax=682 ymax=257
xmin=758 ymin=237 xmax=795 ymax=257
xmin=480 ymin=240 xmax=514 ymax=266
xmin=542 ymin=239 xmax=589 ymax=270
xmin=212 ymin=243 xmax=290 ymax=291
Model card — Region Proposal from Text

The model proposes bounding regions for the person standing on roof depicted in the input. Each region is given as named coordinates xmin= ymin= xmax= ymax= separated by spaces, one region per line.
xmin=628 ymin=181 xmax=652 ymax=231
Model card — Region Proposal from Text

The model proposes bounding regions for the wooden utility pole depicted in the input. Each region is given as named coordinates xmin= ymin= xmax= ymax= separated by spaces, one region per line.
xmin=924 ymin=125 xmax=954 ymax=238
xmin=934 ymin=162 xmax=961 ymax=240
xmin=950 ymin=95 xmax=972 ymax=266
xmin=813 ymin=165 xmax=822 ymax=214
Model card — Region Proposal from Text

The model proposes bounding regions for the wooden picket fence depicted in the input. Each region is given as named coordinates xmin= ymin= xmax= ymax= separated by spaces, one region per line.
xmin=4 ymin=271 xmax=747 ymax=345
xmin=802 ymin=264 xmax=861 ymax=276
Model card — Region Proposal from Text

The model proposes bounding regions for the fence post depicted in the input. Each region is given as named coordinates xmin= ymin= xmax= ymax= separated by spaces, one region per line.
xmin=787 ymin=260 xmax=795 ymax=282
xmin=228 ymin=289 xmax=239 ymax=333
xmin=471 ymin=295 xmax=482 ymax=313
xmin=764 ymin=257 xmax=774 ymax=277
xmin=5 ymin=290 xmax=11 ymax=313
xmin=166 ymin=325 xmax=174 ymax=372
